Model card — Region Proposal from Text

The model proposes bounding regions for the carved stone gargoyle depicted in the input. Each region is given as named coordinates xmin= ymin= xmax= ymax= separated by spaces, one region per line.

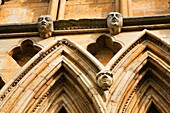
xmin=96 ymin=70 xmax=113 ymax=90
xmin=107 ymin=12 xmax=123 ymax=35
xmin=38 ymin=15 xmax=54 ymax=38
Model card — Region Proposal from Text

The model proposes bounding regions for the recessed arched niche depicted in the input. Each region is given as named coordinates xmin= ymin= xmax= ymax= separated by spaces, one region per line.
xmin=87 ymin=35 xmax=122 ymax=66
xmin=9 ymin=39 xmax=42 ymax=67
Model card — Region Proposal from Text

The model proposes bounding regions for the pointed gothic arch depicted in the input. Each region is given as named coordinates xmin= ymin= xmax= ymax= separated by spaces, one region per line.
xmin=0 ymin=30 xmax=169 ymax=113
xmin=0 ymin=38 xmax=104 ymax=113
xmin=106 ymin=30 xmax=170 ymax=113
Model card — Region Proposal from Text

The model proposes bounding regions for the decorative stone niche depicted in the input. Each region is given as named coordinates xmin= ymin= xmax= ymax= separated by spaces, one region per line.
xmin=87 ymin=35 xmax=122 ymax=66
xmin=9 ymin=39 xmax=42 ymax=67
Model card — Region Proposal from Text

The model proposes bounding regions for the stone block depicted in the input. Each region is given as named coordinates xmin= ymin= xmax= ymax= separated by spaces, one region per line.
xmin=132 ymin=0 xmax=152 ymax=10
xmin=132 ymin=10 xmax=145 ymax=16
xmin=28 ymin=2 xmax=48 ymax=8
xmin=32 ymin=15 xmax=39 ymax=22
xmin=76 ymin=3 xmax=114 ymax=18
xmin=0 ymin=8 xmax=11 ymax=17
xmin=13 ymin=0 xmax=28 ymax=2
xmin=13 ymin=8 xmax=27 ymax=16
xmin=66 ymin=0 xmax=77 ymax=5
xmin=97 ymin=0 xmax=115 ymax=3
xmin=34 ymin=84 xmax=47 ymax=99
xmin=28 ymin=7 xmax=41 ymax=16
xmin=151 ymin=0 xmax=169 ymax=9
xmin=65 ymin=5 xmax=76 ymax=15
xmin=28 ymin=76 xmax=46 ymax=90
xmin=64 ymin=13 xmax=77 ymax=19
xmin=40 ymin=6 xmax=48 ymax=15
xmin=77 ymin=0 xmax=95 ymax=4
xmin=145 ymin=9 xmax=170 ymax=16
xmin=21 ymin=16 xmax=34 ymax=23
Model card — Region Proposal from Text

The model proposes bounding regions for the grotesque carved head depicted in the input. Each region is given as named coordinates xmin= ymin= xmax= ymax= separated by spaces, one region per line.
xmin=107 ymin=12 xmax=123 ymax=35
xmin=38 ymin=15 xmax=53 ymax=38
xmin=96 ymin=70 xmax=113 ymax=90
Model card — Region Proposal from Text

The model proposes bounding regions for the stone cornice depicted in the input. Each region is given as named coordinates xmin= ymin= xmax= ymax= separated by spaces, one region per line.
xmin=0 ymin=14 xmax=170 ymax=38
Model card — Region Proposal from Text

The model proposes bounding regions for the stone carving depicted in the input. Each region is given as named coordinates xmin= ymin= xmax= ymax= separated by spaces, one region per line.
xmin=96 ymin=70 xmax=113 ymax=90
xmin=107 ymin=12 xmax=123 ymax=35
xmin=38 ymin=15 xmax=53 ymax=38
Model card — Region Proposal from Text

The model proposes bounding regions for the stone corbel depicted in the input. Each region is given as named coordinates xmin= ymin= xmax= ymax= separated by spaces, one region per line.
xmin=96 ymin=70 xmax=113 ymax=90
xmin=38 ymin=15 xmax=54 ymax=38
xmin=107 ymin=12 xmax=123 ymax=35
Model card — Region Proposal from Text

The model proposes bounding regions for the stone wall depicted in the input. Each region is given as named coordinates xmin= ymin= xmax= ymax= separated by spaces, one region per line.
xmin=132 ymin=0 xmax=170 ymax=16
xmin=64 ymin=0 xmax=116 ymax=19
xmin=0 ymin=0 xmax=48 ymax=24
xmin=0 ymin=0 xmax=170 ymax=24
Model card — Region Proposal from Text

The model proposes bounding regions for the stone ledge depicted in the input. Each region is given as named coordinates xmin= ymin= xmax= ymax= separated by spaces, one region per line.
xmin=0 ymin=14 xmax=170 ymax=35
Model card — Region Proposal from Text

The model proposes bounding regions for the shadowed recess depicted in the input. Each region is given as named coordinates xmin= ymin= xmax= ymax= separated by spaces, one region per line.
xmin=147 ymin=102 xmax=161 ymax=113
xmin=87 ymin=35 xmax=122 ymax=65
xmin=0 ymin=76 xmax=5 ymax=90
xmin=9 ymin=39 xmax=41 ymax=66
xmin=58 ymin=107 xmax=68 ymax=113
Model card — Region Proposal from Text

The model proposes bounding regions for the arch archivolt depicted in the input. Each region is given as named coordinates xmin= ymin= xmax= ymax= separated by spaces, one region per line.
xmin=106 ymin=30 xmax=170 ymax=113
xmin=109 ymin=58 xmax=170 ymax=113
xmin=0 ymin=38 xmax=104 ymax=113
xmin=128 ymin=78 xmax=169 ymax=113
xmin=29 ymin=71 xmax=96 ymax=113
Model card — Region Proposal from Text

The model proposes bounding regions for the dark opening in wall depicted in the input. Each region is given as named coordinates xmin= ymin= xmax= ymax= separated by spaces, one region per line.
xmin=0 ymin=76 xmax=5 ymax=90
xmin=59 ymin=107 xmax=67 ymax=113
xmin=9 ymin=39 xmax=42 ymax=66
xmin=147 ymin=102 xmax=161 ymax=113
xmin=87 ymin=35 xmax=122 ymax=65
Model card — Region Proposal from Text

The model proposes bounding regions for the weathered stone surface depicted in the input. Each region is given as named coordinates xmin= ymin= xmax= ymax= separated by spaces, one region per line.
xmin=0 ymin=1 xmax=169 ymax=113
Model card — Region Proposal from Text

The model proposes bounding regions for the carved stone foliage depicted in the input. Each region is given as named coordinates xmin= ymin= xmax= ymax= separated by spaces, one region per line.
xmin=96 ymin=70 xmax=113 ymax=90
xmin=107 ymin=12 xmax=123 ymax=35
xmin=9 ymin=39 xmax=42 ymax=66
xmin=87 ymin=35 xmax=122 ymax=65
xmin=38 ymin=15 xmax=54 ymax=38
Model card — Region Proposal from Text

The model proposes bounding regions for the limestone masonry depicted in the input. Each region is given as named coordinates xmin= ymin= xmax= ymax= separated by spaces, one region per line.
xmin=0 ymin=0 xmax=169 ymax=113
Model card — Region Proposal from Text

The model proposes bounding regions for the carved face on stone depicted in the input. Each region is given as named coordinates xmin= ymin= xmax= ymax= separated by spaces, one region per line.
xmin=107 ymin=12 xmax=123 ymax=35
xmin=38 ymin=15 xmax=53 ymax=38
xmin=96 ymin=71 xmax=113 ymax=90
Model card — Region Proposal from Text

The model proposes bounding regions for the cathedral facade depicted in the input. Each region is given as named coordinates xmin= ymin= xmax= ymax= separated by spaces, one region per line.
xmin=0 ymin=0 xmax=169 ymax=113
